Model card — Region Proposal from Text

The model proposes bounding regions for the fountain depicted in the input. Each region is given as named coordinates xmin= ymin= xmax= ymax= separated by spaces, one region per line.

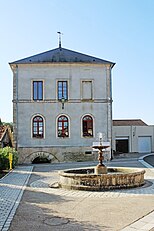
xmin=93 ymin=132 xmax=109 ymax=174
xmin=58 ymin=133 xmax=145 ymax=191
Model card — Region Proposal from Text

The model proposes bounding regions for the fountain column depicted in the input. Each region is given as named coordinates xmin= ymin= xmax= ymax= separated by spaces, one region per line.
xmin=93 ymin=133 xmax=108 ymax=174
xmin=95 ymin=149 xmax=107 ymax=174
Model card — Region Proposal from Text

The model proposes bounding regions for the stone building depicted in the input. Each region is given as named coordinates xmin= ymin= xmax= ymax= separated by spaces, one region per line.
xmin=9 ymin=45 xmax=115 ymax=164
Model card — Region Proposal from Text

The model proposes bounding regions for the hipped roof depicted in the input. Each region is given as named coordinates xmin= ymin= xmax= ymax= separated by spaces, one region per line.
xmin=10 ymin=47 xmax=115 ymax=67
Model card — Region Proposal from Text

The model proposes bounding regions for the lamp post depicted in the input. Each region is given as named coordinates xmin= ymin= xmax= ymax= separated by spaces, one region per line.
xmin=61 ymin=96 xmax=66 ymax=109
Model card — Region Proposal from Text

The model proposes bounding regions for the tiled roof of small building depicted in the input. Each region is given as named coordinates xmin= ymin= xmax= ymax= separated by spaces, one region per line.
xmin=10 ymin=47 xmax=115 ymax=67
xmin=0 ymin=125 xmax=7 ymax=141
xmin=113 ymin=119 xmax=148 ymax=126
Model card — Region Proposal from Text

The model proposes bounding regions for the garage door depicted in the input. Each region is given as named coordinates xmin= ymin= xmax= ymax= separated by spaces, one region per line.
xmin=138 ymin=136 xmax=151 ymax=153
xmin=116 ymin=137 xmax=129 ymax=153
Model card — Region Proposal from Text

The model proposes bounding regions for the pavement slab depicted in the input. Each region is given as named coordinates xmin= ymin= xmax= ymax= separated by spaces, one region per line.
xmin=0 ymin=166 xmax=33 ymax=231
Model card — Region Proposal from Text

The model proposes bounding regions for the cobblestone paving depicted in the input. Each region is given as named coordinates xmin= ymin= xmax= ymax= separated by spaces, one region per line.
xmin=0 ymin=166 xmax=33 ymax=231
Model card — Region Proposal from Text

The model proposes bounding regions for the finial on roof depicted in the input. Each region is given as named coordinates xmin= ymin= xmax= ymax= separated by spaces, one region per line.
xmin=57 ymin=31 xmax=63 ymax=48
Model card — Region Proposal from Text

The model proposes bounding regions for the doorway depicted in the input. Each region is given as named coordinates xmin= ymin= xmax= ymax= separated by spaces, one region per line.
xmin=116 ymin=138 xmax=129 ymax=153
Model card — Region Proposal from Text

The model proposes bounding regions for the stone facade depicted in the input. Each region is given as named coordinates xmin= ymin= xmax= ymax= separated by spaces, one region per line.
xmin=10 ymin=47 xmax=115 ymax=163
xmin=17 ymin=146 xmax=97 ymax=164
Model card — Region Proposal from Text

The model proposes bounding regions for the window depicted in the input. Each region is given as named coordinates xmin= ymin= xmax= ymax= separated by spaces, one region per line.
xmin=58 ymin=81 xmax=68 ymax=100
xmin=32 ymin=116 xmax=44 ymax=138
xmin=82 ymin=115 xmax=93 ymax=137
xmin=82 ymin=80 xmax=92 ymax=100
xmin=57 ymin=115 xmax=69 ymax=138
xmin=33 ymin=81 xmax=43 ymax=100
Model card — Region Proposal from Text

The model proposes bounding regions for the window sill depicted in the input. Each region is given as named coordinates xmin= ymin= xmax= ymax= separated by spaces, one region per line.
xmin=81 ymin=99 xmax=94 ymax=102
xmin=32 ymin=99 xmax=43 ymax=102
xmin=32 ymin=137 xmax=44 ymax=139
xmin=82 ymin=136 xmax=93 ymax=138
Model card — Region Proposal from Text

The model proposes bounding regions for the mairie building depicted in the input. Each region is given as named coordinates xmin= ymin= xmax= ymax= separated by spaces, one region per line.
xmin=9 ymin=44 xmax=115 ymax=164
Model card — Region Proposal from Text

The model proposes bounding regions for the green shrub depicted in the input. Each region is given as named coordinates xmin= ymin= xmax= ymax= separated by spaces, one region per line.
xmin=0 ymin=147 xmax=18 ymax=171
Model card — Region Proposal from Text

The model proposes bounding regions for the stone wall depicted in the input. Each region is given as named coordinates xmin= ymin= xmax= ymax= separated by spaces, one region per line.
xmin=17 ymin=146 xmax=97 ymax=164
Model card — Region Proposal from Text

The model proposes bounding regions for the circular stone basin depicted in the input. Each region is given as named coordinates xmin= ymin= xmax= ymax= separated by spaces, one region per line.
xmin=58 ymin=167 xmax=145 ymax=191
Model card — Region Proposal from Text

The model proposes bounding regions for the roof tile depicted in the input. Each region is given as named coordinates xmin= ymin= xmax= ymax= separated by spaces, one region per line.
xmin=0 ymin=126 xmax=7 ymax=141
xmin=113 ymin=119 xmax=148 ymax=126
xmin=10 ymin=47 xmax=115 ymax=67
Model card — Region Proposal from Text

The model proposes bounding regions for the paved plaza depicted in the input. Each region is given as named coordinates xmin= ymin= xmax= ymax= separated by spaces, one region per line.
xmin=0 ymin=155 xmax=154 ymax=230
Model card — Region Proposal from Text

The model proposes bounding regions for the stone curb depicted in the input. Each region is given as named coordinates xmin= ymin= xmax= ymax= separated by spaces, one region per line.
xmin=139 ymin=154 xmax=154 ymax=170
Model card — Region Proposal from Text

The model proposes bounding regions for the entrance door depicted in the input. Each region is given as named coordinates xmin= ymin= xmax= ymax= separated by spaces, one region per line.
xmin=138 ymin=136 xmax=151 ymax=153
xmin=116 ymin=138 xmax=129 ymax=153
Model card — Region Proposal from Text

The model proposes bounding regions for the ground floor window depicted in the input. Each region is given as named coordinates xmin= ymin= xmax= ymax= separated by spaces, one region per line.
xmin=32 ymin=116 xmax=44 ymax=138
xmin=82 ymin=115 xmax=93 ymax=137
xmin=57 ymin=115 xmax=69 ymax=138
xmin=31 ymin=114 xmax=95 ymax=139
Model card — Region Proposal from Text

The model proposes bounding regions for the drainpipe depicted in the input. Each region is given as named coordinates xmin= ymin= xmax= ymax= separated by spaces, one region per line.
xmin=130 ymin=125 xmax=134 ymax=153
xmin=106 ymin=65 xmax=112 ymax=159
xmin=16 ymin=65 xmax=18 ymax=151
xmin=152 ymin=125 xmax=154 ymax=152
xmin=13 ymin=65 xmax=18 ymax=150
xmin=109 ymin=66 xmax=113 ymax=159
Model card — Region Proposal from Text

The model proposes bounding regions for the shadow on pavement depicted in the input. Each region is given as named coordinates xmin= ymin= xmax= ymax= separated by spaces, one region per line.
xmin=9 ymin=188 xmax=113 ymax=231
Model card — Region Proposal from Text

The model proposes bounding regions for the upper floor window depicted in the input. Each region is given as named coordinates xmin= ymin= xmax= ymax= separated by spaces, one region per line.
xmin=82 ymin=80 xmax=93 ymax=100
xmin=32 ymin=116 xmax=44 ymax=138
xmin=82 ymin=115 xmax=93 ymax=137
xmin=57 ymin=115 xmax=69 ymax=138
xmin=58 ymin=81 xmax=68 ymax=100
xmin=33 ymin=81 xmax=43 ymax=100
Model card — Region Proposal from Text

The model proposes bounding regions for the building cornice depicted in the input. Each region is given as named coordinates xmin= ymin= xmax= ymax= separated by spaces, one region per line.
xmin=12 ymin=99 xmax=113 ymax=104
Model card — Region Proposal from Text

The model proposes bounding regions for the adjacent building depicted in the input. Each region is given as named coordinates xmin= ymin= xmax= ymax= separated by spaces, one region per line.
xmin=113 ymin=119 xmax=154 ymax=154
xmin=0 ymin=124 xmax=13 ymax=148
xmin=10 ymin=45 xmax=115 ymax=163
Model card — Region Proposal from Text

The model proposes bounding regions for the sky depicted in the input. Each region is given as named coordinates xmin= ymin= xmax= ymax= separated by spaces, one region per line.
xmin=0 ymin=0 xmax=154 ymax=124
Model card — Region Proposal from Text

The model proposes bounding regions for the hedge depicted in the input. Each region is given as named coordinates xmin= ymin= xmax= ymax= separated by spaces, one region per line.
xmin=0 ymin=147 xmax=18 ymax=171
